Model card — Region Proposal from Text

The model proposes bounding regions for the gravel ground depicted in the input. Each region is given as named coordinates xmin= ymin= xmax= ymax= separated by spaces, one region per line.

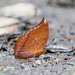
xmin=0 ymin=0 xmax=75 ymax=75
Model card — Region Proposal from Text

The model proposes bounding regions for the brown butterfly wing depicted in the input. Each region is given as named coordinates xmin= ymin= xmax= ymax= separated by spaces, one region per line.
xmin=14 ymin=18 xmax=49 ymax=59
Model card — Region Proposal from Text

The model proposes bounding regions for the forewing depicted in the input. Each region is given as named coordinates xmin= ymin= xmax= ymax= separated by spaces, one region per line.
xmin=14 ymin=18 xmax=49 ymax=59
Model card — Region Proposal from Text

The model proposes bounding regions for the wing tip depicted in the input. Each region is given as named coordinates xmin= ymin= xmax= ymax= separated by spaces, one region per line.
xmin=40 ymin=18 xmax=48 ymax=25
xmin=44 ymin=18 xmax=47 ymax=24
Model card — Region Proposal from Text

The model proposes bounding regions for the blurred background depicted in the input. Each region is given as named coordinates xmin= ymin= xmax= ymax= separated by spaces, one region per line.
xmin=0 ymin=0 xmax=75 ymax=46
xmin=0 ymin=0 xmax=75 ymax=36
xmin=0 ymin=0 xmax=75 ymax=42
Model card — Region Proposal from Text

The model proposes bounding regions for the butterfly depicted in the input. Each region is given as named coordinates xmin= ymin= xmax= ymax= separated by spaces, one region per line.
xmin=13 ymin=18 xmax=49 ymax=59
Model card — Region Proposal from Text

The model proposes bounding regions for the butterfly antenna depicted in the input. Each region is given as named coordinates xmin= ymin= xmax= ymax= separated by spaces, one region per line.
xmin=45 ymin=39 xmax=55 ymax=47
